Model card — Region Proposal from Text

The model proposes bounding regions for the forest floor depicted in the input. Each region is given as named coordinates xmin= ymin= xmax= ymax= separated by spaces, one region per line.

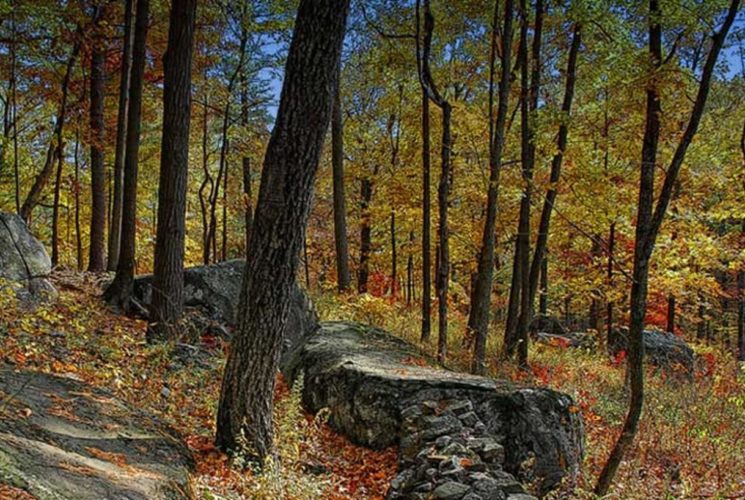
xmin=1 ymin=272 xmax=744 ymax=499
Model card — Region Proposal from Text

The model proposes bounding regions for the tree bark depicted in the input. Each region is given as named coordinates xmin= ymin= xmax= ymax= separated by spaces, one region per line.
xmin=606 ymin=222 xmax=616 ymax=349
xmin=89 ymin=8 xmax=107 ymax=272
xmin=215 ymin=0 xmax=349 ymax=459
xmin=148 ymin=0 xmax=197 ymax=342
xmin=74 ymin=131 xmax=83 ymax=271
xmin=104 ymin=0 xmax=150 ymax=310
xmin=594 ymin=0 xmax=739 ymax=493
xmin=108 ymin=0 xmax=135 ymax=271
xmin=666 ymin=295 xmax=675 ymax=334
xmin=332 ymin=67 xmax=351 ymax=291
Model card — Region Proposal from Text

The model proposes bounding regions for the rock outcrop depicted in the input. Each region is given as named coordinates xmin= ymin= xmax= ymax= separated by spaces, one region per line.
xmin=0 ymin=212 xmax=56 ymax=303
xmin=282 ymin=321 xmax=584 ymax=498
xmin=0 ymin=369 xmax=194 ymax=499
xmin=612 ymin=327 xmax=694 ymax=376
xmin=133 ymin=260 xmax=318 ymax=352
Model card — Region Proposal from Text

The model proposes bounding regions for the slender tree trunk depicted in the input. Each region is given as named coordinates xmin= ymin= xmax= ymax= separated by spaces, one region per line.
xmin=527 ymin=23 xmax=581 ymax=309
xmin=469 ymin=0 xmax=514 ymax=374
xmin=23 ymin=37 xmax=80 ymax=225
xmin=503 ymin=239 xmax=521 ymax=357
xmin=589 ymin=236 xmax=601 ymax=331
xmin=358 ymin=169 xmax=374 ymax=293
xmin=148 ymin=0 xmax=197 ymax=342
xmin=104 ymin=0 xmax=151 ymax=310
xmin=607 ymin=222 xmax=616 ymax=349
xmin=332 ymin=69 xmax=351 ymax=291
xmin=215 ymin=0 xmax=349 ymax=458
xmin=417 ymin=0 xmax=452 ymax=362
xmin=595 ymin=0 xmax=738 ymax=493
xmin=539 ymin=253 xmax=548 ymax=315
xmin=407 ymin=230 xmax=414 ymax=306
xmin=74 ymin=131 xmax=83 ymax=271
xmin=222 ymin=145 xmax=228 ymax=261
xmin=390 ymin=210 xmax=397 ymax=296
xmin=51 ymin=35 xmax=83 ymax=266
xmin=89 ymin=13 xmax=107 ymax=272
xmin=108 ymin=0 xmax=135 ymax=271
xmin=10 ymin=4 xmax=20 ymax=214
xmin=420 ymin=90 xmax=432 ymax=340
xmin=666 ymin=295 xmax=675 ymax=333
xmin=199 ymin=101 xmax=213 ymax=264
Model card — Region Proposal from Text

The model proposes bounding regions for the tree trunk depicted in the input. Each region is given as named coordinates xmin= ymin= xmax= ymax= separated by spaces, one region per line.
xmin=148 ymin=0 xmax=197 ymax=342
xmin=74 ymin=131 xmax=83 ymax=271
xmin=215 ymin=0 xmax=349 ymax=458
xmin=594 ymin=0 xmax=738 ymax=493
xmin=417 ymin=0 xmax=452 ymax=362
xmin=89 ymin=13 xmax=107 ymax=272
xmin=527 ymin=23 xmax=581 ymax=309
xmin=666 ymin=295 xmax=675 ymax=334
xmin=199 ymin=101 xmax=213 ymax=264
xmin=607 ymin=222 xmax=616 ymax=349
xmin=420 ymin=90 xmax=432 ymax=341
xmin=104 ymin=0 xmax=150 ymax=310
xmin=332 ymin=70 xmax=351 ymax=291
xmin=10 ymin=4 xmax=20 ymax=214
xmin=539 ymin=254 xmax=548 ymax=315
xmin=51 ymin=34 xmax=83 ymax=266
xmin=358 ymin=170 xmax=374 ymax=293
xmin=24 ymin=37 xmax=80 ymax=226
xmin=108 ymin=0 xmax=135 ymax=271
xmin=469 ymin=0 xmax=514 ymax=374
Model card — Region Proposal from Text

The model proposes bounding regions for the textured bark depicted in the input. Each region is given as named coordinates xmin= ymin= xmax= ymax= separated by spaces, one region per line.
xmin=148 ymin=0 xmax=197 ymax=342
xmin=215 ymin=0 xmax=349 ymax=458
xmin=539 ymin=254 xmax=548 ymax=315
xmin=74 ymin=133 xmax=83 ymax=271
xmin=595 ymin=0 xmax=738 ymax=493
xmin=88 ymin=15 xmax=107 ymax=272
xmin=108 ymin=0 xmax=135 ymax=271
xmin=469 ymin=0 xmax=514 ymax=374
xmin=332 ymin=72 xmax=351 ymax=291
xmin=104 ymin=0 xmax=150 ymax=310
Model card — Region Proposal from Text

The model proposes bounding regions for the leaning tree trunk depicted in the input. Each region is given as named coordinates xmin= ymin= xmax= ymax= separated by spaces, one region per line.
xmin=89 ymin=15 xmax=107 ymax=272
xmin=104 ymin=0 xmax=150 ymax=310
xmin=215 ymin=0 xmax=349 ymax=459
xmin=594 ymin=0 xmax=739 ymax=493
xmin=23 ymin=36 xmax=80 ymax=226
xmin=469 ymin=0 xmax=514 ymax=374
xmin=108 ymin=0 xmax=135 ymax=271
xmin=527 ymin=23 xmax=581 ymax=310
xmin=148 ymin=0 xmax=197 ymax=342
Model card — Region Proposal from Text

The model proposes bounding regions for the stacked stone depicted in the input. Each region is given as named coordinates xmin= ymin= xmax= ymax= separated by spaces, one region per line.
xmin=388 ymin=398 xmax=537 ymax=500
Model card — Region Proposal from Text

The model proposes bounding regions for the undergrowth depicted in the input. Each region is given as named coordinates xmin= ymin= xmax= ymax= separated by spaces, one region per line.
xmin=315 ymin=290 xmax=745 ymax=498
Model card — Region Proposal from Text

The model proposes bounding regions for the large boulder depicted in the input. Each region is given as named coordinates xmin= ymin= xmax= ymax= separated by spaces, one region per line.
xmin=612 ymin=327 xmax=694 ymax=376
xmin=281 ymin=321 xmax=584 ymax=497
xmin=0 ymin=369 xmax=193 ymax=499
xmin=0 ymin=212 xmax=56 ymax=302
xmin=133 ymin=260 xmax=318 ymax=352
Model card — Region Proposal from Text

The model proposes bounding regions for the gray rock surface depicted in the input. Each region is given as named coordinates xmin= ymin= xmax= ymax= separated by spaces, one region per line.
xmin=0 ymin=212 xmax=56 ymax=302
xmin=0 ymin=369 xmax=194 ymax=499
xmin=612 ymin=327 xmax=694 ymax=376
xmin=281 ymin=321 xmax=584 ymax=497
xmin=133 ymin=260 xmax=318 ymax=353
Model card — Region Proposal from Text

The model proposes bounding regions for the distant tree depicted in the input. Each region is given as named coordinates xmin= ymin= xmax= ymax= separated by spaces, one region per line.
xmin=215 ymin=0 xmax=349 ymax=458
xmin=332 ymin=63 xmax=351 ymax=292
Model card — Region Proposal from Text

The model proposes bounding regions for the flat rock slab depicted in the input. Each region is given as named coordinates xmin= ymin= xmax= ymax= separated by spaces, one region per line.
xmin=0 ymin=369 xmax=194 ymax=499
xmin=282 ymin=321 xmax=584 ymax=497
